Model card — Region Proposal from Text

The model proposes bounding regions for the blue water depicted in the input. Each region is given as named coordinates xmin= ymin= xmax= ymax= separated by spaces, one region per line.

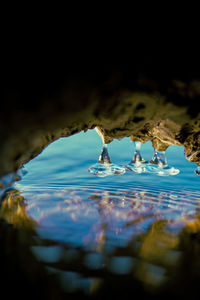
xmin=15 ymin=129 xmax=199 ymax=190
xmin=13 ymin=129 xmax=199 ymax=250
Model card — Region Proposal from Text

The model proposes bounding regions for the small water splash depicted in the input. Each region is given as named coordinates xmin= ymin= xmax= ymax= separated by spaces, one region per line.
xmin=125 ymin=141 xmax=180 ymax=176
xmin=195 ymin=166 xmax=200 ymax=176
xmin=126 ymin=141 xmax=147 ymax=173
xmin=98 ymin=144 xmax=111 ymax=164
xmin=88 ymin=127 xmax=125 ymax=177
xmin=150 ymin=149 xmax=167 ymax=165
xmin=145 ymin=148 xmax=180 ymax=176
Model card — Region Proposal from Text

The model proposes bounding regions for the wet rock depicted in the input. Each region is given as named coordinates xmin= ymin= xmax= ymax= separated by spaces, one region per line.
xmin=1 ymin=53 xmax=200 ymax=176
xmin=178 ymin=121 xmax=200 ymax=167
xmin=151 ymin=138 xmax=169 ymax=152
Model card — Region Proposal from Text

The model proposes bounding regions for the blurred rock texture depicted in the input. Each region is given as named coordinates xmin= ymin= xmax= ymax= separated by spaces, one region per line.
xmin=2 ymin=45 xmax=200 ymax=176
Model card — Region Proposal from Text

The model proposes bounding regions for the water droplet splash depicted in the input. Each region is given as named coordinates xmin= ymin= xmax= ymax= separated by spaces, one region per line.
xmin=195 ymin=166 xmax=200 ymax=176
xmin=145 ymin=149 xmax=180 ymax=176
xmin=88 ymin=128 xmax=125 ymax=177
xmin=126 ymin=141 xmax=147 ymax=173
xmin=88 ymin=162 xmax=126 ymax=177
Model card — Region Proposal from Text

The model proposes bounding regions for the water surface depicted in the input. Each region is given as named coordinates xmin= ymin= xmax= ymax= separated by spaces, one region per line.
xmin=2 ymin=129 xmax=200 ymax=293
xmin=14 ymin=130 xmax=200 ymax=245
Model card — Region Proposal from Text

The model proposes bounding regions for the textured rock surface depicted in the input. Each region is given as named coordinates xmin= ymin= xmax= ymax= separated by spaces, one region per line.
xmin=2 ymin=52 xmax=200 ymax=177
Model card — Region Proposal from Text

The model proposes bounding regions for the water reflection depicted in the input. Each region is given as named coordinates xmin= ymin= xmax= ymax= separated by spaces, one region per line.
xmin=1 ymin=187 xmax=200 ymax=296
xmin=17 ymin=186 xmax=200 ymax=249
xmin=0 ymin=188 xmax=36 ymax=229
xmin=0 ymin=130 xmax=200 ymax=297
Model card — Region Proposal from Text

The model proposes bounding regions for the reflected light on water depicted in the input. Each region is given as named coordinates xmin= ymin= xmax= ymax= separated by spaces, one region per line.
xmin=0 ymin=129 xmax=200 ymax=295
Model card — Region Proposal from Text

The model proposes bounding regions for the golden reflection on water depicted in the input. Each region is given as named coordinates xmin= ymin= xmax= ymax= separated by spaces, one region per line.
xmin=1 ymin=187 xmax=200 ymax=296
xmin=0 ymin=189 xmax=36 ymax=229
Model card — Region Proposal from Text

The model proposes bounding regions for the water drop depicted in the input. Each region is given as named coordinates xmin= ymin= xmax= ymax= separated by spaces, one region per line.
xmin=195 ymin=166 xmax=200 ymax=176
xmin=88 ymin=128 xmax=125 ymax=177
xmin=145 ymin=148 xmax=180 ymax=176
xmin=126 ymin=141 xmax=147 ymax=173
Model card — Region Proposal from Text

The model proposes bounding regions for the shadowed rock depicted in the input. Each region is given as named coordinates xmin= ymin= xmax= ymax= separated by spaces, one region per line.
xmin=2 ymin=51 xmax=200 ymax=177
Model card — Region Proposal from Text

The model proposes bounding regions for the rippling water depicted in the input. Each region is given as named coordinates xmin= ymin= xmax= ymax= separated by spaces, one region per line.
xmin=14 ymin=129 xmax=200 ymax=247
xmin=1 ymin=129 xmax=200 ymax=295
